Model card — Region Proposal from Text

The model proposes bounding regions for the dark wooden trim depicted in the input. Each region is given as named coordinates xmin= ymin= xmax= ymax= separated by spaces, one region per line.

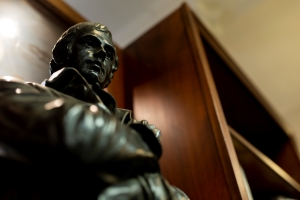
xmin=192 ymin=12 xmax=298 ymax=152
xmin=181 ymin=4 xmax=248 ymax=199
xmin=230 ymin=126 xmax=300 ymax=198
xmin=32 ymin=0 xmax=86 ymax=25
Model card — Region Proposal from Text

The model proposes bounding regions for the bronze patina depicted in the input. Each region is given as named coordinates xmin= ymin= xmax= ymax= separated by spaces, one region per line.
xmin=0 ymin=22 xmax=188 ymax=200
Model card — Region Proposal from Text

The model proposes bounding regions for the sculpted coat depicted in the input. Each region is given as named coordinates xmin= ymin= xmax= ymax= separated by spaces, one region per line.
xmin=0 ymin=22 xmax=188 ymax=200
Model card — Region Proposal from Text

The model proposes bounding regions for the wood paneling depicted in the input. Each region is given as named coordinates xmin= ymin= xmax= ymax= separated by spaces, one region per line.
xmin=123 ymin=4 xmax=247 ymax=199
xmin=0 ymin=0 xmax=70 ymax=82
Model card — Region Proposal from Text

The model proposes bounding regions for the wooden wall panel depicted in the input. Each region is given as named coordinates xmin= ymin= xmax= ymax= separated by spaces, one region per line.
xmin=0 ymin=0 xmax=70 ymax=82
xmin=123 ymin=4 xmax=247 ymax=199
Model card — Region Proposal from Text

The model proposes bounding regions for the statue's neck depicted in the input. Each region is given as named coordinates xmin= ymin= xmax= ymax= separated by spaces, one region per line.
xmin=43 ymin=67 xmax=117 ymax=114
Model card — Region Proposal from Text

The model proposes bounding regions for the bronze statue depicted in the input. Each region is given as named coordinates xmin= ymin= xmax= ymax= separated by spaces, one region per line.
xmin=0 ymin=22 xmax=189 ymax=200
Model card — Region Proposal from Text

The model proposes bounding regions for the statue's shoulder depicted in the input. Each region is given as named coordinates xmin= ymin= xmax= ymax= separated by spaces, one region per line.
xmin=0 ymin=76 xmax=65 ymax=98
xmin=0 ymin=76 xmax=41 ymax=92
xmin=0 ymin=76 xmax=27 ymax=85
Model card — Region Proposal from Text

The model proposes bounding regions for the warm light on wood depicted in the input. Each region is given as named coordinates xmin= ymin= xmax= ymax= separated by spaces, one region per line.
xmin=46 ymin=0 xmax=86 ymax=23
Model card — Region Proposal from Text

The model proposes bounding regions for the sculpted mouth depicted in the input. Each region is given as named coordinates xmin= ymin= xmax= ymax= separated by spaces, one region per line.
xmin=91 ymin=65 xmax=101 ymax=74
xmin=84 ymin=61 xmax=105 ymax=80
xmin=89 ymin=63 xmax=104 ymax=76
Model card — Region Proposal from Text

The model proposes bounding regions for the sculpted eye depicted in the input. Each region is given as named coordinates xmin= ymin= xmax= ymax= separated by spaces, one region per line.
xmin=81 ymin=36 xmax=99 ymax=48
xmin=85 ymin=39 xmax=93 ymax=47
xmin=106 ymin=51 xmax=113 ymax=60
xmin=104 ymin=46 xmax=115 ymax=60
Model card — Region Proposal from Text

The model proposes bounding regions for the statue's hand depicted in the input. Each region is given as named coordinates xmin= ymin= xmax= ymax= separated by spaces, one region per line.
xmin=131 ymin=120 xmax=161 ymax=141
xmin=98 ymin=173 xmax=190 ymax=200
xmin=128 ymin=120 xmax=162 ymax=160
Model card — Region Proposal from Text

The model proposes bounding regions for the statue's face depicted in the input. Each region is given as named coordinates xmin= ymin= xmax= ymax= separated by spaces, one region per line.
xmin=71 ymin=28 xmax=116 ymax=88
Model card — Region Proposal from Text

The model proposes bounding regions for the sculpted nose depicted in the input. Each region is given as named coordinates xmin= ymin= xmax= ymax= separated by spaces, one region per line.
xmin=95 ymin=47 xmax=106 ymax=62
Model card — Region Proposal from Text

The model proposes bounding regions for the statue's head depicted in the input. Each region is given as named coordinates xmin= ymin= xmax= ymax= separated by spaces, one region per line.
xmin=50 ymin=22 xmax=118 ymax=88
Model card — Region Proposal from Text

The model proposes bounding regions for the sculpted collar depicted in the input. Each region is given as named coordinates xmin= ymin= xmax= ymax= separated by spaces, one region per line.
xmin=41 ymin=67 xmax=117 ymax=115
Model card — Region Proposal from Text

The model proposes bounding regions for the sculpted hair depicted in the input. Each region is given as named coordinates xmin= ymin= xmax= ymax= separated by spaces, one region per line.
xmin=49 ymin=22 xmax=119 ymax=82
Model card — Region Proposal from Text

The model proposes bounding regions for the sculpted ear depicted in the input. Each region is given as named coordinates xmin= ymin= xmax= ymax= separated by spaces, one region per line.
xmin=52 ymin=40 xmax=72 ymax=66
xmin=112 ymin=56 xmax=119 ymax=72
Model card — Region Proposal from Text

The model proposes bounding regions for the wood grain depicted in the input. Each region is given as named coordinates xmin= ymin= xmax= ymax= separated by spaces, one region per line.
xmin=123 ymin=4 xmax=247 ymax=199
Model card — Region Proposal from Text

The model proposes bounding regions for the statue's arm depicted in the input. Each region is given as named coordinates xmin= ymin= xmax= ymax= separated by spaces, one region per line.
xmin=0 ymin=80 xmax=157 ymax=175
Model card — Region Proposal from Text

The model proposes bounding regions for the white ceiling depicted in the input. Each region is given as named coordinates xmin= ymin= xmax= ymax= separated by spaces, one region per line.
xmin=64 ymin=0 xmax=300 ymax=153
xmin=64 ymin=0 xmax=199 ymax=48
